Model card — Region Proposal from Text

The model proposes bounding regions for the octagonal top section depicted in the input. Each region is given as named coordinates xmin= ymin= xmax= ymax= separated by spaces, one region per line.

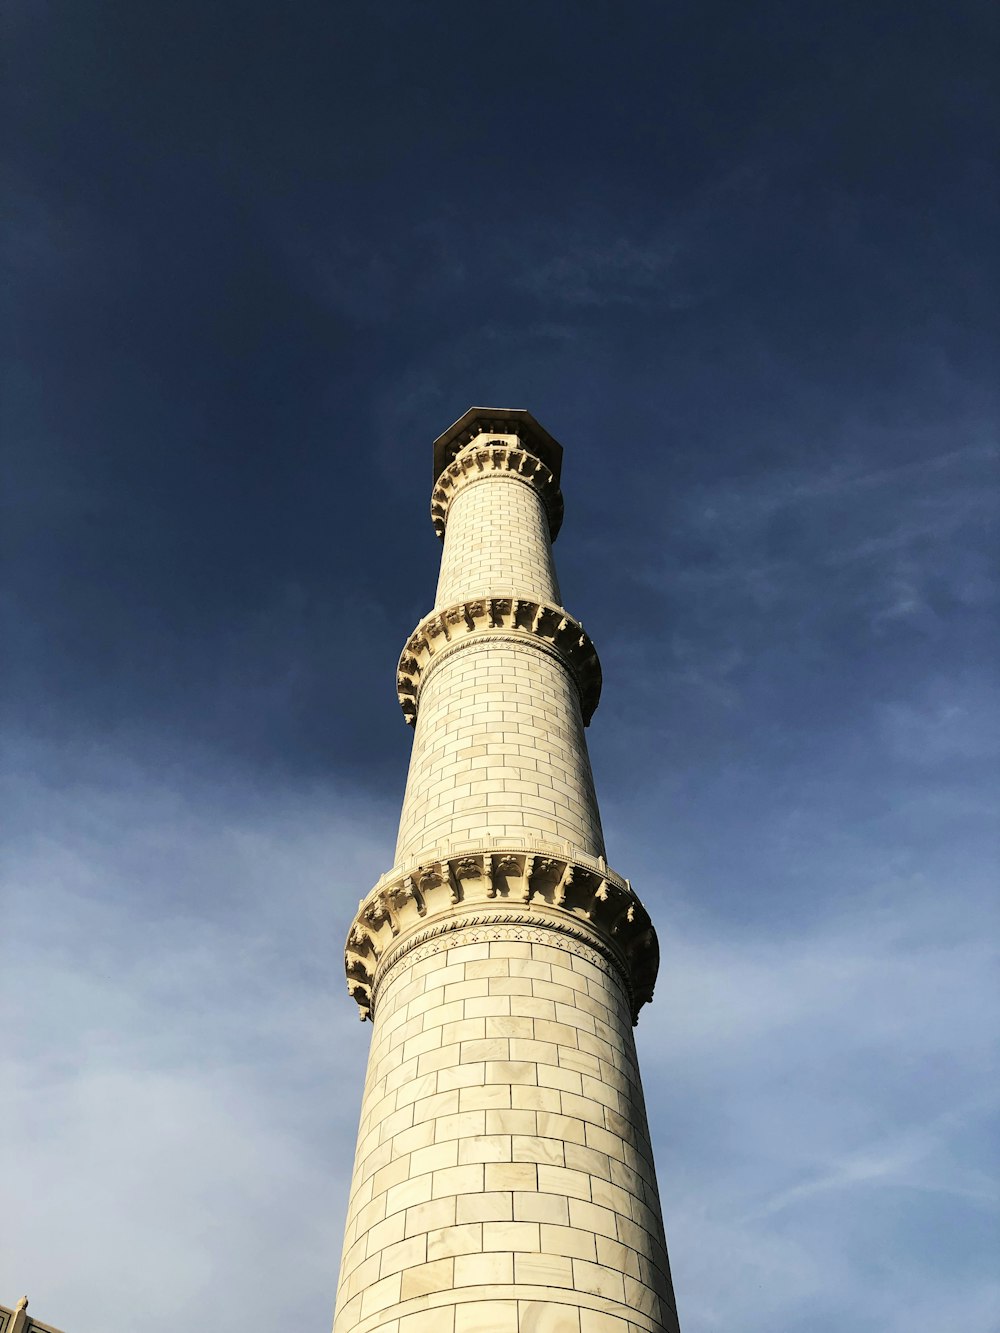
xmin=432 ymin=407 xmax=564 ymax=487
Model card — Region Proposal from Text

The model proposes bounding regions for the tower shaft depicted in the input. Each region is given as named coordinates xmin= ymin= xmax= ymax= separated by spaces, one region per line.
xmin=336 ymin=410 xmax=679 ymax=1333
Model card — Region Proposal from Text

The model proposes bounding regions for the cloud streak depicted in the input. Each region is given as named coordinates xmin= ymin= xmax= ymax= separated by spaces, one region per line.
xmin=641 ymin=873 xmax=999 ymax=1333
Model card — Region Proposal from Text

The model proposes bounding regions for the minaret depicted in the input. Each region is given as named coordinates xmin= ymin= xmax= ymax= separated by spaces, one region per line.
xmin=335 ymin=409 xmax=680 ymax=1333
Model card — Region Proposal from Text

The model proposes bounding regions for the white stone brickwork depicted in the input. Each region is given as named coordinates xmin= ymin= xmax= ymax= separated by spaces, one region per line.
xmin=335 ymin=411 xmax=680 ymax=1333
xmin=435 ymin=465 xmax=561 ymax=609
xmin=334 ymin=933 xmax=678 ymax=1333
xmin=394 ymin=640 xmax=605 ymax=865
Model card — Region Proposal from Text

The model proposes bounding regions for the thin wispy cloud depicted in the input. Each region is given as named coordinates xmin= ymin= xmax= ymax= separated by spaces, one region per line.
xmin=639 ymin=874 xmax=999 ymax=1333
xmin=745 ymin=1094 xmax=998 ymax=1222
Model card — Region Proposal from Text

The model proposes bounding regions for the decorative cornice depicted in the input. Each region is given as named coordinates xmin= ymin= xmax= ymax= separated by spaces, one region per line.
xmin=430 ymin=440 xmax=564 ymax=541
xmin=344 ymin=849 xmax=658 ymax=1026
xmin=432 ymin=408 xmax=564 ymax=487
xmin=397 ymin=596 xmax=601 ymax=726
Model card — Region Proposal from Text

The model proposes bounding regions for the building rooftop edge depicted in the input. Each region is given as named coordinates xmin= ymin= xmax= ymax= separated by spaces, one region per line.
xmin=432 ymin=406 xmax=564 ymax=487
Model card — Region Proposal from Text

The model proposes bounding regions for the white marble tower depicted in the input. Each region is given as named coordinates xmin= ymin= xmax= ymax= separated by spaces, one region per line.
xmin=335 ymin=409 xmax=680 ymax=1333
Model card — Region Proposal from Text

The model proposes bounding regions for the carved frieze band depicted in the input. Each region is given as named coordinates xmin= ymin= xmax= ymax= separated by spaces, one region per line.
xmin=397 ymin=596 xmax=602 ymax=726
xmin=377 ymin=917 xmax=630 ymax=1013
xmin=430 ymin=440 xmax=564 ymax=540
xmin=344 ymin=850 xmax=658 ymax=1026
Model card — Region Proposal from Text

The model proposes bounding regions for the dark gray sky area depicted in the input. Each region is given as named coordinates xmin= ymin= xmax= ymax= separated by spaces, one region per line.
xmin=2 ymin=3 xmax=998 ymax=1331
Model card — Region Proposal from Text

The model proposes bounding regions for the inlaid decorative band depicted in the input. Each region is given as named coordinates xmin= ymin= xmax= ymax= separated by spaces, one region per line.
xmin=371 ymin=912 xmax=631 ymax=1016
xmin=397 ymin=596 xmax=602 ymax=725
xmin=344 ymin=849 xmax=658 ymax=1025
xmin=430 ymin=440 xmax=564 ymax=540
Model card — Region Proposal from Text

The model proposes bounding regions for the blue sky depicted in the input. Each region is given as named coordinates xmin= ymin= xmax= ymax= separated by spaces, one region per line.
xmin=2 ymin=2 xmax=998 ymax=1330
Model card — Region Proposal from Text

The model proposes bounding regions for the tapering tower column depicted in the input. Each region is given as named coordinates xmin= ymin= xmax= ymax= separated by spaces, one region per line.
xmin=335 ymin=410 xmax=680 ymax=1333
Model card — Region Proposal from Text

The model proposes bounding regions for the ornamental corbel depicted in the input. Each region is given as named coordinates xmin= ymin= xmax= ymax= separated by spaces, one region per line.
xmin=513 ymin=599 xmax=537 ymax=630
xmin=365 ymin=894 xmax=399 ymax=937
xmin=348 ymin=980 xmax=371 ymax=1020
xmin=495 ymin=855 xmax=521 ymax=888
xmin=585 ymin=879 xmax=611 ymax=920
xmin=424 ymin=861 xmax=460 ymax=904
xmin=416 ymin=863 xmax=441 ymax=890
xmin=345 ymin=954 xmax=372 ymax=985
xmin=391 ymin=875 xmax=426 ymax=918
xmin=347 ymin=921 xmax=375 ymax=951
xmin=611 ymin=900 xmax=638 ymax=939
xmin=528 ymin=856 xmax=560 ymax=904
xmin=521 ymin=856 xmax=536 ymax=902
xmin=554 ymin=863 xmax=574 ymax=908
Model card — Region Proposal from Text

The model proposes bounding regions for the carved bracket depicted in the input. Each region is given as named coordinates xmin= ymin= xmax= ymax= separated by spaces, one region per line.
xmin=397 ymin=596 xmax=602 ymax=726
xmin=343 ymin=849 xmax=658 ymax=1026
xmin=430 ymin=440 xmax=564 ymax=541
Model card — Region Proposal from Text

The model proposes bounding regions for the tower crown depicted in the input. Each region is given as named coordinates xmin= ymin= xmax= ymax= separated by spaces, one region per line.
xmin=432 ymin=406 xmax=564 ymax=486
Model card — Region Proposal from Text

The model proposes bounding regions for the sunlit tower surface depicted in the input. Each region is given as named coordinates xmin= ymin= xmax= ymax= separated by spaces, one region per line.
xmin=335 ymin=409 xmax=680 ymax=1333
